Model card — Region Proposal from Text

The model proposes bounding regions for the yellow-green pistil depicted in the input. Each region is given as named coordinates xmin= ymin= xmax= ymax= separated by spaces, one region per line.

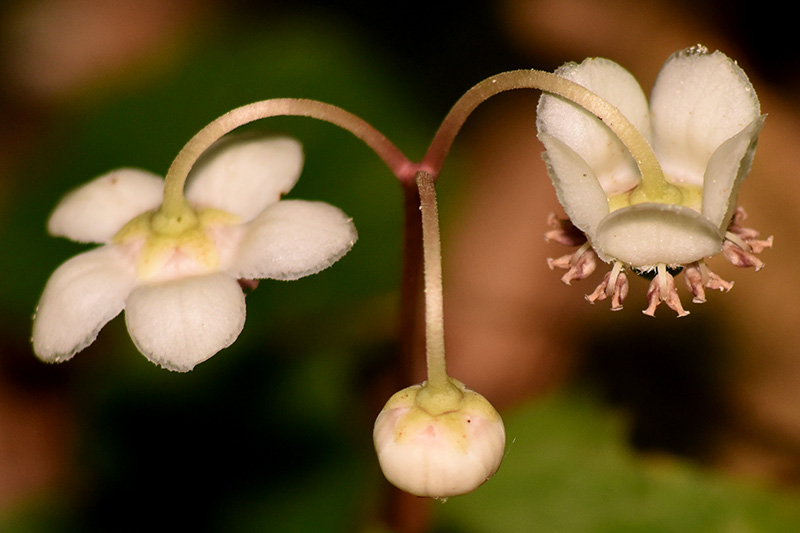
xmin=113 ymin=203 xmax=239 ymax=280
xmin=387 ymin=379 xmax=502 ymax=453
xmin=609 ymin=181 xmax=703 ymax=213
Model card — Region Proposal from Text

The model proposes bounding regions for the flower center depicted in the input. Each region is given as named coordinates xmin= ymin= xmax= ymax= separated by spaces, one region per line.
xmin=607 ymin=179 xmax=703 ymax=213
xmin=113 ymin=204 xmax=240 ymax=281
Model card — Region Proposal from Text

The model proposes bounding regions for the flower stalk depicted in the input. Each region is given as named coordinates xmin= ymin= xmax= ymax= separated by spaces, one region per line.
xmin=160 ymin=98 xmax=414 ymax=220
xmin=415 ymin=172 xmax=447 ymax=388
xmin=423 ymin=69 xmax=677 ymax=203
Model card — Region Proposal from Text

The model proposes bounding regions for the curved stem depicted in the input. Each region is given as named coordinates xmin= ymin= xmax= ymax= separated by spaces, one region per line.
xmin=415 ymin=171 xmax=448 ymax=389
xmin=161 ymin=98 xmax=415 ymax=217
xmin=422 ymin=69 xmax=672 ymax=201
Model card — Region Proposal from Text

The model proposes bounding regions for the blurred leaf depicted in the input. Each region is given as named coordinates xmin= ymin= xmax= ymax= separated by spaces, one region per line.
xmin=434 ymin=388 xmax=800 ymax=533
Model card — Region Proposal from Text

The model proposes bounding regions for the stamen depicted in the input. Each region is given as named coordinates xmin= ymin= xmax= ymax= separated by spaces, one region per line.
xmin=698 ymin=261 xmax=710 ymax=285
xmin=571 ymin=242 xmax=592 ymax=266
xmin=585 ymin=261 xmax=628 ymax=310
xmin=684 ymin=263 xmax=707 ymax=303
xmin=548 ymin=243 xmax=598 ymax=285
xmin=643 ymin=264 xmax=689 ymax=317
xmin=544 ymin=213 xmax=587 ymax=247
xmin=606 ymin=261 xmax=624 ymax=298
xmin=725 ymin=230 xmax=752 ymax=254
xmin=657 ymin=263 xmax=669 ymax=296
xmin=684 ymin=261 xmax=732 ymax=304
xmin=723 ymin=240 xmax=765 ymax=271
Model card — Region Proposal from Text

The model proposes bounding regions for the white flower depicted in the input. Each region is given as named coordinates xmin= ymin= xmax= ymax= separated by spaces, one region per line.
xmin=373 ymin=380 xmax=505 ymax=499
xmin=32 ymin=134 xmax=357 ymax=371
xmin=538 ymin=45 xmax=770 ymax=315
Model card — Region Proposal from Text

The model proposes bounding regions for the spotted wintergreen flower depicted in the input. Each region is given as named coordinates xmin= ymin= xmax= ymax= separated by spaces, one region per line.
xmin=33 ymin=134 xmax=357 ymax=371
xmin=538 ymin=45 xmax=770 ymax=316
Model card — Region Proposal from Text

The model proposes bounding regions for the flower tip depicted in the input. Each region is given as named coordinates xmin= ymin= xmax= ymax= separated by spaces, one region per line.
xmin=373 ymin=382 xmax=505 ymax=499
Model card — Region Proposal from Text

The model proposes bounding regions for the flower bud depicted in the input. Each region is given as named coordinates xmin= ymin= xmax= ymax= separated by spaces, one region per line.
xmin=373 ymin=379 xmax=505 ymax=499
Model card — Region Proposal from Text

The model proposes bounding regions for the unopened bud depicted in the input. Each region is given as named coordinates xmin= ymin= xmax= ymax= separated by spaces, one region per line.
xmin=373 ymin=379 xmax=505 ymax=499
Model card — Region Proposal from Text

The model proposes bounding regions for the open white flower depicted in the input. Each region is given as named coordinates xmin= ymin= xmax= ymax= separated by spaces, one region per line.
xmin=538 ymin=45 xmax=770 ymax=315
xmin=33 ymin=134 xmax=357 ymax=371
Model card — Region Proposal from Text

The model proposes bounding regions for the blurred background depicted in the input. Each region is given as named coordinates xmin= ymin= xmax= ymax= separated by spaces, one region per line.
xmin=2 ymin=0 xmax=800 ymax=531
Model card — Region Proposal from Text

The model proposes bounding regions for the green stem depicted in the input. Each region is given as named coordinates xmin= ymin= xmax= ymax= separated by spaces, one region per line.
xmin=422 ymin=69 xmax=677 ymax=202
xmin=160 ymin=98 xmax=414 ymax=218
xmin=415 ymin=171 xmax=449 ymax=390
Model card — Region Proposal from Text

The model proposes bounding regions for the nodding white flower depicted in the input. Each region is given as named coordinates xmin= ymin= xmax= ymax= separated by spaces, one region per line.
xmin=32 ymin=134 xmax=357 ymax=371
xmin=373 ymin=380 xmax=505 ymax=499
xmin=538 ymin=45 xmax=770 ymax=316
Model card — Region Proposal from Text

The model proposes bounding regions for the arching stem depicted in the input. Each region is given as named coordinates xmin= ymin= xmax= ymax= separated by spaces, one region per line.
xmin=151 ymin=69 xmax=676 ymax=396
xmin=160 ymin=98 xmax=415 ymax=219
xmin=422 ymin=69 xmax=678 ymax=203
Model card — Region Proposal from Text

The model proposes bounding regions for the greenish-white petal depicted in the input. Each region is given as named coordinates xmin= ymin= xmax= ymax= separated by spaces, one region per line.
xmin=125 ymin=272 xmax=245 ymax=372
xmin=537 ymin=57 xmax=650 ymax=197
xmin=33 ymin=246 xmax=137 ymax=362
xmin=538 ymin=133 xmax=609 ymax=238
xmin=48 ymin=169 xmax=164 ymax=243
xmin=230 ymin=199 xmax=357 ymax=281
xmin=594 ymin=204 xmax=722 ymax=267
xmin=702 ymin=116 xmax=766 ymax=230
xmin=186 ymin=134 xmax=303 ymax=222
xmin=650 ymin=47 xmax=761 ymax=187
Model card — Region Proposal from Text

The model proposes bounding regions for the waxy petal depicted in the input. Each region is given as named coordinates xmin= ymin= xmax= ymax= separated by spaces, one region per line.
xmin=650 ymin=47 xmax=761 ymax=186
xmin=33 ymin=246 xmax=137 ymax=362
xmin=594 ymin=204 xmax=722 ymax=267
xmin=186 ymin=134 xmax=303 ymax=222
xmin=537 ymin=57 xmax=650 ymax=197
xmin=230 ymin=199 xmax=357 ymax=281
xmin=48 ymin=169 xmax=164 ymax=243
xmin=125 ymin=272 xmax=245 ymax=372
xmin=702 ymin=116 xmax=766 ymax=230
xmin=538 ymin=133 xmax=609 ymax=237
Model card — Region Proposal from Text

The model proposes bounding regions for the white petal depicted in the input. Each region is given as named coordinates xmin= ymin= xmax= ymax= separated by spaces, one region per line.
xmin=702 ymin=116 xmax=766 ymax=230
xmin=48 ymin=169 xmax=164 ymax=243
xmin=185 ymin=134 xmax=303 ymax=222
xmin=230 ymin=199 xmax=357 ymax=281
xmin=32 ymin=246 xmax=137 ymax=362
xmin=537 ymin=57 xmax=650 ymax=197
xmin=650 ymin=47 xmax=761 ymax=186
xmin=594 ymin=204 xmax=722 ymax=267
xmin=125 ymin=272 xmax=245 ymax=372
xmin=538 ymin=132 xmax=609 ymax=238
